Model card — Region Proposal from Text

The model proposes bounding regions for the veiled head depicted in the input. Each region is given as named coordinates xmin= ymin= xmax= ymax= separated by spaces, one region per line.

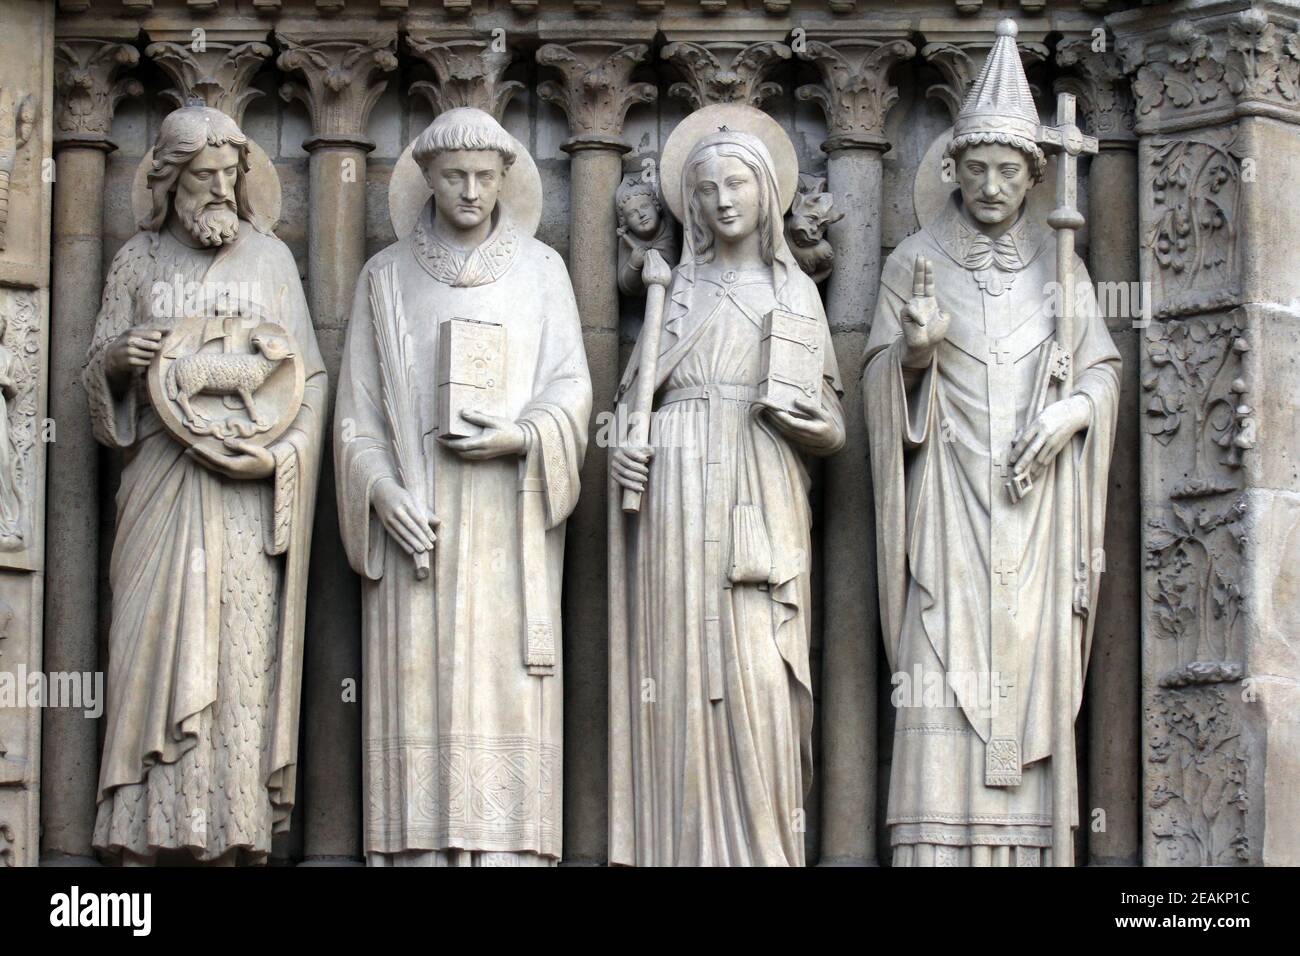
xmin=684 ymin=134 xmax=777 ymax=266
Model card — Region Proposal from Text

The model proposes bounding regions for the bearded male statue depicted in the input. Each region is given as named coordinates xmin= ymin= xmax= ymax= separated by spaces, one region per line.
xmin=84 ymin=106 xmax=326 ymax=865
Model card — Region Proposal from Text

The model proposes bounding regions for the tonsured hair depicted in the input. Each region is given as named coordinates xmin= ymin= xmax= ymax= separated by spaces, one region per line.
xmin=686 ymin=143 xmax=774 ymax=265
xmin=144 ymin=107 xmax=257 ymax=231
xmin=412 ymin=108 xmax=518 ymax=172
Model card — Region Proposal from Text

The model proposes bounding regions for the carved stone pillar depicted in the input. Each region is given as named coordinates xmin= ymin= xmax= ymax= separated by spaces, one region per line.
xmin=1113 ymin=3 xmax=1300 ymax=866
xmin=42 ymin=35 xmax=140 ymax=866
xmin=796 ymin=31 xmax=914 ymax=867
xmin=0 ymin=0 xmax=53 ymax=868
xmin=276 ymin=31 xmax=398 ymax=865
xmin=536 ymin=36 xmax=655 ymax=865
xmin=406 ymin=35 xmax=522 ymax=120
xmin=1056 ymin=33 xmax=1142 ymax=868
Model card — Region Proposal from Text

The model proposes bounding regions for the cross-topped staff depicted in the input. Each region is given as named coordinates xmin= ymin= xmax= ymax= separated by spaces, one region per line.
xmin=1039 ymin=91 xmax=1098 ymax=867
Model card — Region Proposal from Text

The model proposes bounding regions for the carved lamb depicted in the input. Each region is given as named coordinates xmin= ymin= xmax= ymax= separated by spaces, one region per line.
xmin=166 ymin=329 xmax=294 ymax=429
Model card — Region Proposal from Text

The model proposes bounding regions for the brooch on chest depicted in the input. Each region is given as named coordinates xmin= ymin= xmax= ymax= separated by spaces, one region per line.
xmin=971 ymin=268 xmax=1017 ymax=297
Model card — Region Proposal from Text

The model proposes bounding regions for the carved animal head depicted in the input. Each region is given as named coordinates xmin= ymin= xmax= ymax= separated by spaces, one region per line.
xmin=250 ymin=328 xmax=294 ymax=362
xmin=785 ymin=173 xmax=843 ymax=249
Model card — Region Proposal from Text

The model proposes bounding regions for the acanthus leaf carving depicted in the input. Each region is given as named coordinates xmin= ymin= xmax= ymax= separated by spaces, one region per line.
xmin=536 ymin=41 xmax=657 ymax=145
xmin=661 ymin=40 xmax=791 ymax=110
xmin=145 ymin=40 xmax=272 ymax=126
xmin=1055 ymin=36 xmax=1136 ymax=144
xmin=53 ymin=40 xmax=143 ymax=142
xmin=796 ymin=37 xmax=916 ymax=150
xmin=276 ymin=33 xmax=399 ymax=145
xmin=406 ymin=37 xmax=522 ymax=121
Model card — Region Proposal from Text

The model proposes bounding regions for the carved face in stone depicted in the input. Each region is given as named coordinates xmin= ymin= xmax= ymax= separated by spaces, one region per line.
xmin=172 ymin=142 xmax=242 ymax=247
xmin=424 ymin=149 xmax=506 ymax=232
xmin=620 ymin=193 xmax=660 ymax=240
xmin=955 ymin=142 xmax=1033 ymax=229
xmin=692 ymin=152 xmax=762 ymax=244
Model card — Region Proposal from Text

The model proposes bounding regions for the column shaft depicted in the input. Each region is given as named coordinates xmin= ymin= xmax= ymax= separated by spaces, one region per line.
xmin=565 ymin=143 xmax=623 ymax=865
xmin=301 ymin=143 xmax=368 ymax=864
xmin=818 ymin=145 xmax=882 ymax=866
xmin=1085 ymin=144 xmax=1142 ymax=867
xmin=41 ymin=143 xmax=108 ymax=864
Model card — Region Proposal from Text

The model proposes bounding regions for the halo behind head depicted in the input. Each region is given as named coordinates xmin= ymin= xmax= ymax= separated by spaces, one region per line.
xmin=659 ymin=104 xmax=798 ymax=223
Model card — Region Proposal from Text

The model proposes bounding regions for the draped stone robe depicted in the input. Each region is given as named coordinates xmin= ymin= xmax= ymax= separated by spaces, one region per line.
xmin=864 ymin=195 xmax=1120 ymax=866
xmin=610 ymin=253 xmax=845 ymax=867
xmin=84 ymin=224 xmax=325 ymax=863
xmin=336 ymin=201 xmax=590 ymax=865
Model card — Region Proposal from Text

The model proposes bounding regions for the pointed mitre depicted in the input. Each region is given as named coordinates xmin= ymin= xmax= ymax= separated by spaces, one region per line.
xmin=952 ymin=18 xmax=1041 ymax=148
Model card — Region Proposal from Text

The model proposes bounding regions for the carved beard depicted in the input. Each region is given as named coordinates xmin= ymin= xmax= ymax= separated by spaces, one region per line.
xmin=175 ymin=193 xmax=240 ymax=247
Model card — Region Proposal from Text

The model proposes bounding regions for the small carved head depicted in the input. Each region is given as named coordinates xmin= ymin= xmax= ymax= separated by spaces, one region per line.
xmin=786 ymin=174 xmax=843 ymax=249
xmin=413 ymin=107 xmax=517 ymax=233
xmin=146 ymin=107 xmax=256 ymax=247
xmin=947 ymin=134 xmax=1045 ymax=231
xmin=616 ymin=178 xmax=662 ymax=241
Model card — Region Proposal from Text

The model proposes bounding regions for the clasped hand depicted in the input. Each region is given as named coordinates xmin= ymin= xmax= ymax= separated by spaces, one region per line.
xmin=437 ymin=409 xmax=527 ymax=461
xmin=1009 ymin=396 xmax=1091 ymax=482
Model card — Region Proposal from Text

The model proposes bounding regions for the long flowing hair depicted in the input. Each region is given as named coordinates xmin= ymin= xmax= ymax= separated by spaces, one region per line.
xmin=143 ymin=107 xmax=261 ymax=232
xmin=684 ymin=142 xmax=775 ymax=266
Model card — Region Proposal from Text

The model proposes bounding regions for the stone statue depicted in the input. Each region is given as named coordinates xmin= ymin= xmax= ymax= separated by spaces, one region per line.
xmin=864 ymin=20 xmax=1121 ymax=866
xmin=608 ymin=106 xmax=845 ymax=866
xmin=615 ymin=162 xmax=677 ymax=298
xmin=84 ymin=106 xmax=326 ymax=865
xmin=784 ymin=172 xmax=843 ymax=284
xmin=335 ymin=108 xmax=591 ymax=867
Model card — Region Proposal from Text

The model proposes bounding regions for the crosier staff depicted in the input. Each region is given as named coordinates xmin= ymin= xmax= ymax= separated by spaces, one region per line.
xmin=1039 ymin=90 xmax=1098 ymax=867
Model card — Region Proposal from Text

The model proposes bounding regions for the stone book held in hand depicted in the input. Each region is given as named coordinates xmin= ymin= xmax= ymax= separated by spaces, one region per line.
xmin=759 ymin=308 xmax=823 ymax=413
xmin=435 ymin=316 xmax=507 ymax=439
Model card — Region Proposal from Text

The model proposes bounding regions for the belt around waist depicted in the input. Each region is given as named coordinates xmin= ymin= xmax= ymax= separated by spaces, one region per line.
xmin=660 ymin=384 xmax=760 ymax=405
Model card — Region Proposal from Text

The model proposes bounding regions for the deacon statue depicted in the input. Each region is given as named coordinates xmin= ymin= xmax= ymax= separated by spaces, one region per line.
xmin=864 ymin=20 xmax=1120 ymax=866
xmin=85 ymin=106 xmax=326 ymax=865
xmin=335 ymin=108 xmax=591 ymax=866
xmin=609 ymin=107 xmax=845 ymax=866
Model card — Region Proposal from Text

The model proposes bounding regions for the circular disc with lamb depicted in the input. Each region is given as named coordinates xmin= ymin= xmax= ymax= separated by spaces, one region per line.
xmin=147 ymin=313 xmax=306 ymax=457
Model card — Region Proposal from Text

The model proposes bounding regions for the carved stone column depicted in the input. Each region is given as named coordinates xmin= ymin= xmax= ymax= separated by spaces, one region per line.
xmin=796 ymin=31 xmax=914 ymax=867
xmin=42 ymin=35 xmax=140 ymax=866
xmin=536 ymin=36 xmax=655 ymax=865
xmin=1112 ymin=3 xmax=1300 ymax=866
xmin=276 ymin=31 xmax=398 ymax=865
xmin=1056 ymin=33 xmax=1142 ymax=868
xmin=0 ymin=0 xmax=53 ymax=868
xmin=406 ymin=35 xmax=522 ymax=120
